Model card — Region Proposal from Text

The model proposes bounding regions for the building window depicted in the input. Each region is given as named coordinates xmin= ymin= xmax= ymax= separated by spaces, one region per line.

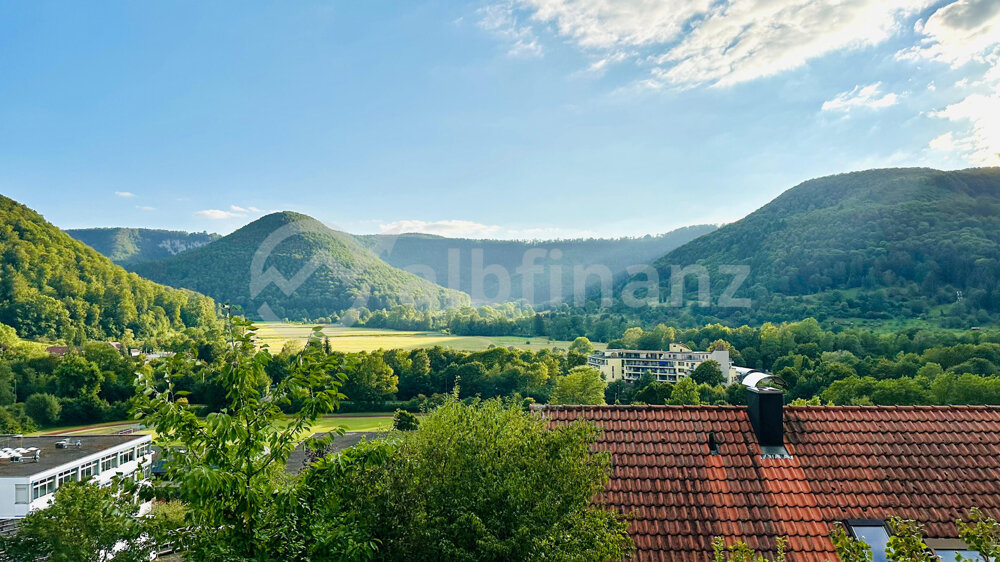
xmin=31 ymin=476 xmax=55 ymax=500
xmin=80 ymin=460 xmax=99 ymax=479
xmin=845 ymin=521 xmax=891 ymax=562
xmin=56 ymin=468 xmax=77 ymax=487
xmin=137 ymin=443 xmax=150 ymax=457
xmin=119 ymin=448 xmax=136 ymax=464
xmin=100 ymin=454 xmax=117 ymax=472
xmin=14 ymin=484 xmax=28 ymax=504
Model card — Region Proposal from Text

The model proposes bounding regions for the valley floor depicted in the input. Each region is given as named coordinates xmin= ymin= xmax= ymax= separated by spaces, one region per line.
xmin=255 ymin=322 xmax=605 ymax=353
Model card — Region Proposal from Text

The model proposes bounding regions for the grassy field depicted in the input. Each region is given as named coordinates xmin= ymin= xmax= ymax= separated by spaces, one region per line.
xmin=255 ymin=322 xmax=605 ymax=353
xmin=30 ymin=414 xmax=396 ymax=437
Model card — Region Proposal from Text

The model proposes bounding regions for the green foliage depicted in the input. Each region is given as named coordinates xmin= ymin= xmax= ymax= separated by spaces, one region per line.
xmin=328 ymin=398 xmax=634 ymax=561
xmin=569 ymin=336 xmax=594 ymax=355
xmin=132 ymin=212 xmax=469 ymax=321
xmin=550 ymin=366 xmax=606 ymax=405
xmin=66 ymin=227 xmax=220 ymax=265
xmin=956 ymin=508 xmax=1000 ymax=560
xmin=711 ymin=537 xmax=787 ymax=562
xmin=392 ymin=408 xmax=419 ymax=431
xmin=0 ymin=195 xmax=219 ymax=340
xmin=886 ymin=517 xmax=934 ymax=561
xmin=668 ymin=377 xmax=701 ymax=405
xmin=830 ymin=523 xmax=874 ymax=562
xmin=0 ymin=322 xmax=18 ymax=350
xmin=133 ymin=316 xmax=346 ymax=560
xmin=0 ymin=480 xmax=151 ymax=562
xmin=342 ymin=352 xmax=399 ymax=405
xmin=24 ymin=392 xmax=61 ymax=426
xmin=692 ymin=360 xmax=725 ymax=386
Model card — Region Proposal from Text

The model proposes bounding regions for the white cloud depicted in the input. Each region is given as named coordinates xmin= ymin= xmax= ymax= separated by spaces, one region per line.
xmin=379 ymin=220 xmax=611 ymax=240
xmin=821 ymin=82 xmax=901 ymax=112
xmin=479 ymin=2 xmax=542 ymax=57
xmin=136 ymin=205 xmax=155 ymax=211
xmin=115 ymin=191 xmax=136 ymax=198
xmin=380 ymin=220 xmax=504 ymax=238
xmin=898 ymin=0 xmax=1000 ymax=65
xmin=196 ymin=209 xmax=245 ymax=220
xmin=499 ymin=0 xmax=932 ymax=87
xmin=931 ymin=92 xmax=1000 ymax=164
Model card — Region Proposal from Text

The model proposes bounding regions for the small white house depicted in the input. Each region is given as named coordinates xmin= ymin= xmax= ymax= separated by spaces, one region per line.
xmin=0 ymin=434 xmax=153 ymax=519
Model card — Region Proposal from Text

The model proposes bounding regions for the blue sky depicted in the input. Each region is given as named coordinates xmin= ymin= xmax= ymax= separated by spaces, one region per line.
xmin=1 ymin=0 xmax=998 ymax=239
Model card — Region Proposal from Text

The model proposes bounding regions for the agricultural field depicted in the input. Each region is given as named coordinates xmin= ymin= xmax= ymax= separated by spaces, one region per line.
xmin=31 ymin=414 xmax=396 ymax=437
xmin=255 ymin=322 xmax=604 ymax=353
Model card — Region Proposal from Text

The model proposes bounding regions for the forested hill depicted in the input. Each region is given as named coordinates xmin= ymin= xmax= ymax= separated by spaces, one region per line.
xmin=0 ymin=195 xmax=219 ymax=341
xmin=66 ymin=227 xmax=219 ymax=265
xmin=630 ymin=167 xmax=1000 ymax=327
xmin=131 ymin=212 xmax=471 ymax=321
xmin=358 ymin=225 xmax=716 ymax=307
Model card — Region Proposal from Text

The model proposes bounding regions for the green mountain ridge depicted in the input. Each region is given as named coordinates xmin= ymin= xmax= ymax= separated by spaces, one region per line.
xmin=0 ymin=195 xmax=219 ymax=341
xmin=358 ymin=225 xmax=717 ymax=307
xmin=626 ymin=167 xmax=1000 ymax=327
xmin=65 ymin=227 xmax=220 ymax=265
xmin=130 ymin=212 xmax=471 ymax=321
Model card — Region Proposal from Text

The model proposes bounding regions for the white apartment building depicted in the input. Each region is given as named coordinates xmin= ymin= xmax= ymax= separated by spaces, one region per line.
xmin=588 ymin=343 xmax=732 ymax=383
xmin=0 ymin=434 xmax=153 ymax=519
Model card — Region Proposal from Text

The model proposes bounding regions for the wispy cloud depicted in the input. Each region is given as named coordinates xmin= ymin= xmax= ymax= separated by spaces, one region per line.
xmin=115 ymin=191 xmax=136 ymax=198
xmin=897 ymin=0 xmax=1000 ymax=65
xmin=478 ymin=2 xmax=542 ymax=58
xmin=380 ymin=220 xmax=603 ymax=240
xmin=931 ymin=92 xmax=1000 ymax=165
xmin=196 ymin=209 xmax=245 ymax=220
xmin=196 ymin=204 xmax=269 ymax=220
xmin=821 ymin=82 xmax=901 ymax=112
xmin=136 ymin=205 xmax=155 ymax=211
xmin=380 ymin=219 xmax=503 ymax=238
xmin=488 ymin=0 xmax=931 ymax=88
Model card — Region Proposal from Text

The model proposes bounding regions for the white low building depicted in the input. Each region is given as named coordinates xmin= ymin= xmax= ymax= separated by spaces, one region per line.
xmin=588 ymin=344 xmax=732 ymax=384
xmin=0 ymin=434 xmax=153 ymax=519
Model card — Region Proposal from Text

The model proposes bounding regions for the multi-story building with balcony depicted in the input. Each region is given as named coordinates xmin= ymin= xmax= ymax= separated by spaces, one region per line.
xmin=587 ymin=343 xmax=732 ymax=384
xmin=0 ymin=434 xmax=153 ymax=519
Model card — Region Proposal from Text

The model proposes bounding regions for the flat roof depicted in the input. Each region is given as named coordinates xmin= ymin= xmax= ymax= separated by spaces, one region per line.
xmin=0 ymin=435 xmax=149 ymax=478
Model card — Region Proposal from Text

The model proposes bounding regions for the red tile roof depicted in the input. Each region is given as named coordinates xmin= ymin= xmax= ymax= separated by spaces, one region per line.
xmin=541 ymin=405 xmax=1000 ymax=561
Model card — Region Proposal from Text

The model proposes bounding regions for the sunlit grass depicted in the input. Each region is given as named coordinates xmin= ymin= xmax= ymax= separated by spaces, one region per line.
xmin=254 ymin=322 xmax=604 ymax=353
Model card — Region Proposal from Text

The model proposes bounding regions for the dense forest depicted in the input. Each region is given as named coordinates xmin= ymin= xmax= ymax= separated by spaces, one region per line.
xmin=66 ymin=227 xmax=220 ymax=265
xmin=3 ymin=314 xmax=1000 ymax=432
xmin=131 ymin=212 xmax=470 ymax=321
xmin=357 ymin=225 xmax=716 ymax=306
xmin=609 ymin=167 xmax=1000 ymax=328
xmin=0 ymin=195 xmax=219 ymax=341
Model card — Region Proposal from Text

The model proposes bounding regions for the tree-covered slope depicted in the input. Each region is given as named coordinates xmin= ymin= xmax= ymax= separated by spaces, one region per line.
xmin=131 ymin=212 xmax=470 ymax=321
xmin=65 ymin=227 xmax=219 ymax=265
xmin=358 ymin=225 xmax=716 ymax=307
xmin=633 ymin=167 xmax=1000 ymax=326
xmin=0 ymin=195 xmax=219 ymax=341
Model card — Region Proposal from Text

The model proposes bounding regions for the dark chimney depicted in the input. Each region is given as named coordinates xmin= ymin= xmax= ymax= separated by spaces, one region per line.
xmin=743 ymin=372 xmax=789 ymax=457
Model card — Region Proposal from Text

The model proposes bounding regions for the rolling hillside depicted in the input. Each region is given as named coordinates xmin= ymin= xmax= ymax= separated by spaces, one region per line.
xmin=0 ymin=195 xmax=219 ymax=341
xmin=66 ymin=227 xmax=219 ymax=265
xmin=625 ymin=167 xmax=1000 ymax=327
xmin=131 ymin=212 xmax=470 ymax=321
xmin=359 ymin=225 xmax=716 ymax=306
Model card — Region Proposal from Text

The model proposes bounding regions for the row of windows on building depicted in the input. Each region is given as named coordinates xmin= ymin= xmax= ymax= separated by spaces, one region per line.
xmin=20 ymin=443 xmax=151 ymax=504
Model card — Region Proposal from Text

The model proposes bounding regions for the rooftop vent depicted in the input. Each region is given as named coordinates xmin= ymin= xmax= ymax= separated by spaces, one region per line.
xmin=743 ymin=372 xmax=790 ymax=458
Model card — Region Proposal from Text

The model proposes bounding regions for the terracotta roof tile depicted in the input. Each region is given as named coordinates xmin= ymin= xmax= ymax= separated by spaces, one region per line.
xmin=541 ymin=404 xmax=1000 ymax=560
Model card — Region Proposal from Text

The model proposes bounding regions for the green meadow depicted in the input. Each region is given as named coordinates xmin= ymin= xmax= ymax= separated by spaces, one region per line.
xmin=255 ymin=322 xmax=604 ymax=353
